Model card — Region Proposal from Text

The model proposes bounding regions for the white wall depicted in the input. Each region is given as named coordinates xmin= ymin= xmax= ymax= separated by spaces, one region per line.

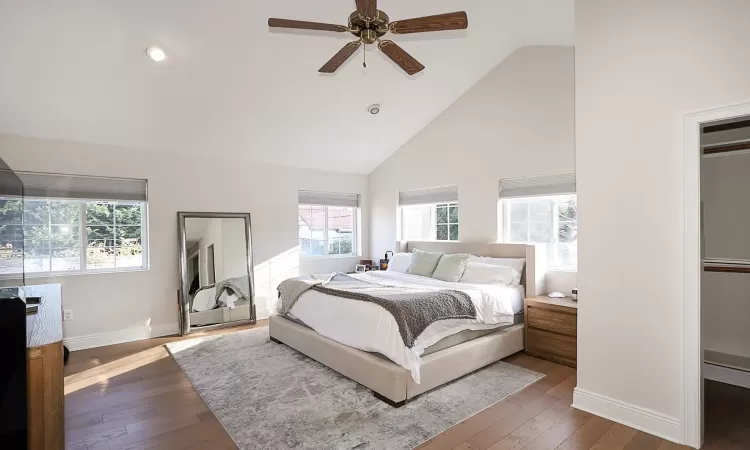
xmin=299 ymin=257 xmax=359 ymax=276
xmin=190 ymin=217 xmax=255 ymax=284
xmin=369 ymin=46 xmax=575 ymax=292
xmin=702 ymin=150 xmax=750 ymax=359
xmin=0 ymin=134 xmax=368 ymax=348
xmin=575 ymin=0 xmax=750 ymax=429
xmin=197 ymin=218 xmax=223 ymax=284
xmin=545 ymin=270 xmax=578 ymax=296
xmin=221 ymin=218 xmax=250 ymax=280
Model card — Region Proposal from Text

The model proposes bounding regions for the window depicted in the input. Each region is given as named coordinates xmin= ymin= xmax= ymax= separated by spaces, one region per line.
xmin=502 ymin=194 xmax=577 ymax=269
xmin=298 ymin=205 xmax=356 ymax=257
xmin=0 ymin=198 xmax=148 ymax=275
xmin=401 ymin=203 xmax=459 ymax=241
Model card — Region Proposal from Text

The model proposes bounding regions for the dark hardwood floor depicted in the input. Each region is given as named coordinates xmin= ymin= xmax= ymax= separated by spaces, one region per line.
xmin=64 ymin=324 xmax=743 ymax=449
xmin=703 ymin=379 xmax=750 ymax=449
xmin=63 ymin=323 xmax=262 ymax=450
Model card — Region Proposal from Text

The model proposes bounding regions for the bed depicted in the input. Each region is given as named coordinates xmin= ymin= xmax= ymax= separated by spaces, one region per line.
xmin=269 ymin=241 xmax=538 ymax=406
xmin=190 ymin=301 xmax=252 ymax=327
xmin=189 ymin=280 xmax=252 ymax=327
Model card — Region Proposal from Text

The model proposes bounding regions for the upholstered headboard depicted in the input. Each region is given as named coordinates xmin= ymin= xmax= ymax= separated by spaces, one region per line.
xmin=397 ymin=241 xmax=540 ymax=297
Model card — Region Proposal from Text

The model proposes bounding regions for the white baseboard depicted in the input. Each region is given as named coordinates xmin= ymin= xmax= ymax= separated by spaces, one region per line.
xmin=704 ymin=362 xmax=750 ymax=389
xmin=573 ymin=387 xmax=681 ymax=444
xmin=64 ymin=309 xmax=273 ymax=352
xmin=64 ymin=311 xmax=274 ymax=351
xmin=64 ymin=324 xmax=180 ymax=351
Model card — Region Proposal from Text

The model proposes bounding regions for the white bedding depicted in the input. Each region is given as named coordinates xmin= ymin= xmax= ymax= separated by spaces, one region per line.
xmin=192 ymin=287 xmax=217 ymax=312
xmin=192 ymin=287 xmax=239 ymax=312
xmin=287 ymin=271 xmax=524 ymax=383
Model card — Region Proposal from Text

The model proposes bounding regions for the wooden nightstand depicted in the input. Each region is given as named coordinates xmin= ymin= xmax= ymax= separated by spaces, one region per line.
xmin=524 ymin=296 xmax=578 ymax=368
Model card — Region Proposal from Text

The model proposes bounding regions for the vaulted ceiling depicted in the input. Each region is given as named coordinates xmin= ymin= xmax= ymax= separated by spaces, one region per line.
xmin=0 ymin=1 xmax=573 ymax=173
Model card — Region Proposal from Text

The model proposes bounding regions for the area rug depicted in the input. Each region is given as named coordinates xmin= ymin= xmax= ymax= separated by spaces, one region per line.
xmin=167 ymin=327 xmax=543 ymax=450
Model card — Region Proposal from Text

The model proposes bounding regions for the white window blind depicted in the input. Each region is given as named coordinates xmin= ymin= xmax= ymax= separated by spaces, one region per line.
xmin=298 ymin=190 xmax=359 ymax=207
xmin=499 ymin=173 xmax=576 ymax=199
xmin=17 ymin=172 xmax=148 ymax=202
xmin=399 ymin=186 xmax=458 ymax=206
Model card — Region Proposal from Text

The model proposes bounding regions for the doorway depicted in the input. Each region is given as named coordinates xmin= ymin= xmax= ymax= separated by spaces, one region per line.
xmin=684 ymin=102 xmax=750 ymax=448
xmin=206 ymin=244 xmax=216 ymax=285
xmin=188 ymin=252 xmax=200 ymax=284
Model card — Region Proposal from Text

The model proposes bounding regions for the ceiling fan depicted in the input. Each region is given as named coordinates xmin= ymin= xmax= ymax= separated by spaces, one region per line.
xmin=268 ymin=0 xmax=468 ymax=76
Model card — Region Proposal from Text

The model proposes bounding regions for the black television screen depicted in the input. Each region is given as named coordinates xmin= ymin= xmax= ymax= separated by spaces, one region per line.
xmin=0 ymin=295 xmax=27 ymax=449
xmin=0 ymin=155 xmax=27 ymax=449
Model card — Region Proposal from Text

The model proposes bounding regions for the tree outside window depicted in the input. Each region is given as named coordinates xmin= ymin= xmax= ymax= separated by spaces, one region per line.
xmin=402 ymin=202 xmax=459 ymax=242
xmin=504 ymin=195 xmax=577 ymax=269
xmin=298 ymin=205 xmax=356 ymax=257
xmin=0 ymin=198 xmax=146 ymax=275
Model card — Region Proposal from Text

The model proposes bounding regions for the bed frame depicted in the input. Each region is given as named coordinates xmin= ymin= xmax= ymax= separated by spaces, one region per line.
xmin=269 ymin=241 xmax=538 ymax=407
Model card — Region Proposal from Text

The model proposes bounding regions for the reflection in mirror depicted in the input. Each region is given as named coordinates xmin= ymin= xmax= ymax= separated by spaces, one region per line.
xmin=180 ymin=214 xmax=255 ymax=333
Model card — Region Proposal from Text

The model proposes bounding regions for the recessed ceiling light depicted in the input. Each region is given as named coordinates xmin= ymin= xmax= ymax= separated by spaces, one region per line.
xmin=367 ymin=104 xmax=381 ymax=115
xmin=145 ymin=46 xmax=167 ymax=62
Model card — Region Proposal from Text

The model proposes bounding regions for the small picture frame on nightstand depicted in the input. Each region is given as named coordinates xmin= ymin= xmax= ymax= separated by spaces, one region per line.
xmin=355 ymin=264 xmax=367 ymax=273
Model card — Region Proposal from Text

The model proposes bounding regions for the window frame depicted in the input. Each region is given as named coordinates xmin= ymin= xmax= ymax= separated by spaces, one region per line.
xmin=400 ymin=202 xmax=460 ymax=242
xmin=502 ymin=194 xmax=577 ymax=270
xmin=0 ymin=197 xmax=149 ymax=279
xmin=298 ymin=204 xmax=358 ymax=259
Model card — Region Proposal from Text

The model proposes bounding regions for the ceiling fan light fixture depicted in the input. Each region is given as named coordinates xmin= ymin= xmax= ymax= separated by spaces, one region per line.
xmin=145 ymin=46 xmax=167 ymax=62
xmin=268 ymin=0 xmax=468 ymax=76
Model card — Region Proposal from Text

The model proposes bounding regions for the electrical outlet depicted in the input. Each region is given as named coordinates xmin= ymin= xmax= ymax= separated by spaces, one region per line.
xmin=63 ymin=310 xmax=73 ymax=321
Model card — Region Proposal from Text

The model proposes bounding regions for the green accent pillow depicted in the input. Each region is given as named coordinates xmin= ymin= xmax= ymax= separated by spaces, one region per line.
xmin=432 ymin=253 xmax=470 ymax=282
xmin=406 ymin=249 xmax=444 ymax=277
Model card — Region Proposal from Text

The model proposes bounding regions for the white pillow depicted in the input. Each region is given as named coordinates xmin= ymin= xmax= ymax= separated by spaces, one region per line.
xmin=431 ymin=253 xmax=470 ymax=282
xmin=192 ymin=287 xmax=217 ymax=312
xmin=406 ymin=249 xmax=444 ymax=277
xmin=468 ymin=256 xmax=525 ymax=285
xmin=459 ymin=262 xmax=518 ymax=285
xmin=386 ymin=253 xmax=412 ymax=273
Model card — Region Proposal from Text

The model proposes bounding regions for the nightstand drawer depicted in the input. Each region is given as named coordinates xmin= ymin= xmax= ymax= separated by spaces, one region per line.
xmin=526 ymin=328 xmax=577 ymax=367
xmin=527 ymin=306 xmax=577 ymax=336
xmin=524 ymin=296 xmax=578 ymax=367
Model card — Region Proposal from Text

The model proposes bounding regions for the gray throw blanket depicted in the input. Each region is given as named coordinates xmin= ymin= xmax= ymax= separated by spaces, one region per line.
xmin=277 ymin=273 xmax=476 ymax=348
xmin=215 ymin=276 xmax=251 ymax=304
xmin=190 ymin=276 xmax=251 ymax=312
xmin=277 ymin=273 xmax=335 ymax=314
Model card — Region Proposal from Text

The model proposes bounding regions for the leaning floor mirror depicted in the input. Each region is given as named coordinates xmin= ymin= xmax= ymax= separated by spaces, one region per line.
xmin=178 ymin=212 xmax=256 ymax=335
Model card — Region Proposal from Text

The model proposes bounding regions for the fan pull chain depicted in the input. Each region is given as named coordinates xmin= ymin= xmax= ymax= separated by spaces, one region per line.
xmin=363 ymin=43 xmax=367 ymax=68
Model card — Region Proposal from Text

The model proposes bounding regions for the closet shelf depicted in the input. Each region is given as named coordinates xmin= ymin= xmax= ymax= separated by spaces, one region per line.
xmin=704 ymin=264 xmax=750 ymax=273
xmin=705 ymin=350 xmax=750 ymax=374
xmin=704 ymin=258 xmax=750 ymax=273
xmin=703 ymin=141 xmax=750 ymax=156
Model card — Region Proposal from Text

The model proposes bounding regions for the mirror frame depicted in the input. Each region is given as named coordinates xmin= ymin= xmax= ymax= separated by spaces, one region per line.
xmin=177 ymin=211 xmax=256 ymax=335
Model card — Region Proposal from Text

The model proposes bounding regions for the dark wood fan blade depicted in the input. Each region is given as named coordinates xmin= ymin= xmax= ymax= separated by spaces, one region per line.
xmin=378 ymin=40 xmax=424 ymax=75
xmin=390 ymin=11 xmax=468 ymax=34
xmin=268 ymin=18 xmax=347 ymax=32
xmin=355 ymin=0 xmax=377 ymax=20
xmin=319 ymin=41 xmax=362 ymax=73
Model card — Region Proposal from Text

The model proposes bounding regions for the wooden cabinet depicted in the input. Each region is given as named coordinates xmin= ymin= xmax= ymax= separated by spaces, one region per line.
xmin=25 ymin=284 xmax=65 ymax=450
xmin=27 ymin=342 xmax=65 ymax=450
xmin=524 ymin=296 xmax=578 ymax=368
